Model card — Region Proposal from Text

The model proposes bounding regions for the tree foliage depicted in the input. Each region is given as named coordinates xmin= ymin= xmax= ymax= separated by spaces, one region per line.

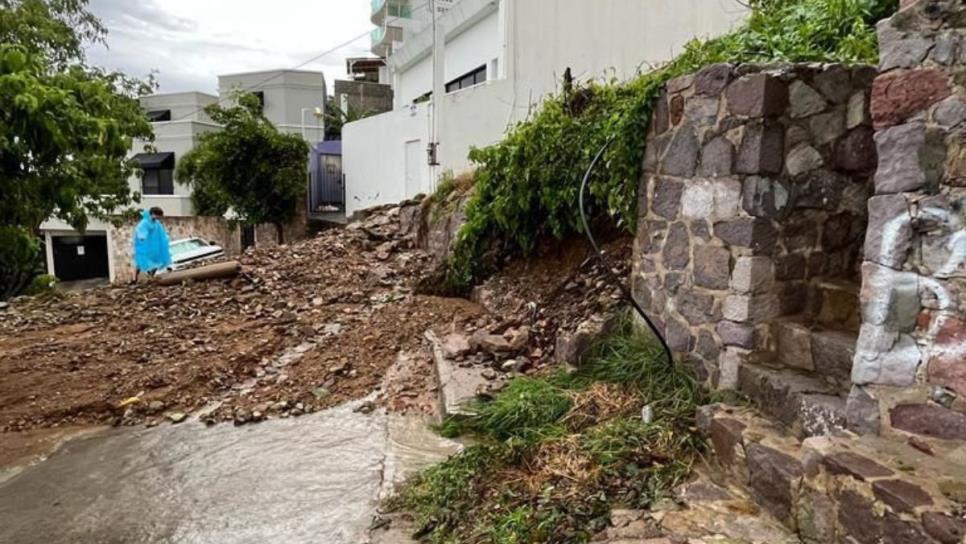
xmin=323 ymin=103 xmax=377 ymax=140
xmin=177 ymin=93 xmax=309 ymax=242
xmin=0 ymin=0 xmax=154 ymax=297
xmin=446 ymin=0 xmax=897 ymax=289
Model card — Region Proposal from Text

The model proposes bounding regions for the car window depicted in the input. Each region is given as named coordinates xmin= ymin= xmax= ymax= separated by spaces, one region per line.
xmin=170 ymin=239 xmax=206 ymax=258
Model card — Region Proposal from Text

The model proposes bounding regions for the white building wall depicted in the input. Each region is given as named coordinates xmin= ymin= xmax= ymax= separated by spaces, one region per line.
xmin=346 ymin=0 xmax=748 ymax=214
xmin=218 ymin=70 xmax=327 ymax=142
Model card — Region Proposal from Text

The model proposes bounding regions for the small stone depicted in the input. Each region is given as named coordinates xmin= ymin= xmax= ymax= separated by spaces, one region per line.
xmin=165 ymin=411 xmax=188 ymax=424
xmin=709 ymin=417 xmax=746 ymax=466
xmin=716 ymin=321 xmax=757 ymax=348
xmin=736 ymin=122 xmax=785 ymax=175
xmin=676 ymin=290 xmax=718 ymax=325
xmin=786 ymin=145 xmax=824 ymax=176
xmin=723 ymin=293 xmax=779 ymax=323
xmin=698 ymin=135 xmax=734 ymax=177
xmin=834 ymin=127 xmax=877 ymax=173
xmin=481 ymin=368 xmax=497 ymax=380
xmin=693 ymin=245 xmax=731 ymax=289
xmin=788 ymin=81 xmax=827 ymax=118
xmin=312 ymin=386 xmax=330 ymax=400
xmin=730 ymin=256 xmax=773 ymax=294
xmin=652 ymin=177 xmax=683 ymax=220
xmin=714 ymin=218 xmax=778 ymax=253
xmin=847 ymin=91 xmax=871 ymax=129
xmin=746 ymin=443 xmax=804 ymax=523
xmin=872 ymin=479 xmax=934 ymax=513
xmin=877 ymin=21 xmax=932 ymax=70
xmin=741 ymin=176 xmax=792 ymax=218
xmin=470 ymin=330 xmax=513 ymax=354
xmin=693 ymin=63 xmax=733 ymax=95
xmin=874 ymin=122 xmax=946 ymax=194
xmin=813 ymin=65 xmax=852 ymax=104
xmin=809 ymin=109 xmax=846 ymax=145
xmin=354 ymin=401 xmax=376 ymax=414
xmin=825 ymin=454 xmax=893 ymax=484
xmin=662 ymin=223 xmax=690 ymax=270
xmin=922 ymin=512 xmax=966 ymax=544
xmin=440 ymin=333 xmax=472 ymax=358
xmin=933 ymin=96 xmax=966 ymax=128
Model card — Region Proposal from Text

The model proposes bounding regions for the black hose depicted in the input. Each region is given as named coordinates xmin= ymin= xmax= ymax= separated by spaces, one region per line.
xmin=578 ymin=137 xmax=674 ymax=367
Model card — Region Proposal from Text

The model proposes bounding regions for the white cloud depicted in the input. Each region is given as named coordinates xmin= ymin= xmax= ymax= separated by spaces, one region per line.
xmin=86 ymin=0 xmax=373 ymax=94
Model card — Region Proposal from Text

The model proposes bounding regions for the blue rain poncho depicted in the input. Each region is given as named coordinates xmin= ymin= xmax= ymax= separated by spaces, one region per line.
xmin=132 ymin=210 xmax=172 ymax=272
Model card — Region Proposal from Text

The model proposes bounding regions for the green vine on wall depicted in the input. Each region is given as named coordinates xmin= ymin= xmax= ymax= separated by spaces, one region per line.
xmin=446 ymin=0 xmax=897 ymax=290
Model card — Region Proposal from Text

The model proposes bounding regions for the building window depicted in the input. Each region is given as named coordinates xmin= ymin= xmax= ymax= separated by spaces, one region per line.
xmin=146 ymin=109 xmax=171 ymax=122
xmin=445 ymin=65 xmax=486 ymax=94
xmin=132 ymin=152 xmax=176 ymax=195
xmin=142 ymin=167 xmax=174 ymax=195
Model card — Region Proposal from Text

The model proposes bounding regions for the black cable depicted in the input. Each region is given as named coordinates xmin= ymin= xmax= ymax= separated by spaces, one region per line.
xmin=578 ymin=137 xmax=674 ymax=367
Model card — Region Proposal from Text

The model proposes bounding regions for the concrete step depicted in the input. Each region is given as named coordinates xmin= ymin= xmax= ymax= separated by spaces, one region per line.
xmin=736 ymin=361 xmax=847 ymax=438
xmin=773 ymin=319 xmax=856 ymax=391
xmin=698 ymin=403 xmax=966 ymax=544
xmin=809 ymin=279 xmax=861 ymax=332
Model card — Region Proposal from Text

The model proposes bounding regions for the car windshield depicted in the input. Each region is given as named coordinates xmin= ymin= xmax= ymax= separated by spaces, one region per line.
xmin=169 ymin=239 xmax=207 ymax=258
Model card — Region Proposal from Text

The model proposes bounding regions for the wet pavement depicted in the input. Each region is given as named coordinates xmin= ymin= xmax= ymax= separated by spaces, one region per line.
xmin=0 ymin=400 xmax=459 ymax=544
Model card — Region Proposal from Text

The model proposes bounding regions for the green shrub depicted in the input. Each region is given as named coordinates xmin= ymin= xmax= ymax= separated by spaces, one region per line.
xmin=0 ymin=226 xmax=41 ymax=300
xmin=25 ymin=274 xmax=59 ymax=296
xmin=446 ymin=0 xmax=897 ymax=289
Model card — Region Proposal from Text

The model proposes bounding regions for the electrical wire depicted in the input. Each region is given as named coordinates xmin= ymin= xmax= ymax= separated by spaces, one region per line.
xmin=578 ymin=136 xmax=674 ymax=367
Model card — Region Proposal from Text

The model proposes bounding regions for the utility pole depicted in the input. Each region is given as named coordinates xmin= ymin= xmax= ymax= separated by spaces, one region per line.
xmin=428 ymin=0 xmax=444 ymax=191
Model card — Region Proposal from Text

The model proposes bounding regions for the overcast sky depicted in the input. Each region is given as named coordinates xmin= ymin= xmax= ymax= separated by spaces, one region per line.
xmin=86 ymin=0 xmax=373 ymax=95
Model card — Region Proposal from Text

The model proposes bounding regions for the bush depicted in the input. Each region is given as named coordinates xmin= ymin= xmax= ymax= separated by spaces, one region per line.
xmin=0 ymin=226 xmax=41 ymax=300
xmin=25 ymin=274 xmax=59 ymax=296
xmin=446 ymin=0 xmax=897 ymax=289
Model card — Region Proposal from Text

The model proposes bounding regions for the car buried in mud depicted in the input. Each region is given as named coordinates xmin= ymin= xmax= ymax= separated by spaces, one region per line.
xmin=159 ymin=237 xmax=225 ymax=274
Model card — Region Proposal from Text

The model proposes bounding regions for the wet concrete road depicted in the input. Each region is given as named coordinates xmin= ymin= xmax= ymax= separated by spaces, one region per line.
xmin=0 ymin=401 xmax=458 ymax=544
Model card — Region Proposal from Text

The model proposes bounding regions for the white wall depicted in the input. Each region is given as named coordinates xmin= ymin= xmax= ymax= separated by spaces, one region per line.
xmin=218 ymin=70 xmax=327 ymax=142
xmin=343 ymin=102 xmax=432 ymax=216
xmin=395 ymin=54 xmax=433 ymax=107
xmin=445 ymin=9 xmax=500 ymax=84
xmin=140 ymin=92 xmax=217 ymax=123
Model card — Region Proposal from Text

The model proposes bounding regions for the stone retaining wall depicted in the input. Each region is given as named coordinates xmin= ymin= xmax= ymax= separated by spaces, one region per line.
xmin=632 ymin=62 xmax=877 ymax=388
xmin=848 ymin=0 xmax=966 ymax=437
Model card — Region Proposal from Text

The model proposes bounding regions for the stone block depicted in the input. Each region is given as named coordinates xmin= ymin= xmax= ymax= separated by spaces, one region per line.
xmin=859 ymin=262 xmax=921 ymax=330
xmin=922 ymin=512 xmax=966 ymax=544
xmin=684 ymin=96 xmax=719 ymax=126
xmin=723 ymin=293 xmax=779 ymax=323
xmin=930 ymin=29 xmax=963 ymax=66
xmin=798 ymin=488 xmax=838 ymax=544
xmin=676 ymin=290 xmax=719 ymax=325
xmin=736 ymin=122 xmax=785 ymax=175
xmin=698 ymin=135 xmax=733 ymax=177
xmin=872 ymin=479 xmax=934 ymax=513
xmin=794 ymin=170 xmax=845 ymax=210
xmin=730 ymin=255 xmax=774 ymax=293
xmin=877 ymin=19 xmax=932 ymax=71
xmin=891 ymin=403 xmax=966 ymax=440
xmin=670 ymin=94 xmax=684 ymax=126
xmin=776 ymin=321 xmax=814 ymax=371
xmin=714 ymin=217 xmax=778 ymax=253
xmin=872 ymin=68 xmax=953 ymax=129
xmin=834 ymin=127 xmax=878 ymax=173
xmin=709 ymin=417 xmax=746 ymax=466
xmin=789 ymin=80 xmax=828 ymax=118
xmin=666 ymin=316 xmax=694 ymax=352
xmin=874 ymin=122 xmax=947 ymax=194
xmin=810 ymin=109 xmax=847 ymax=146
xmin=824 ymin=451 xmax=894 ymax=481
xmin=846 ymin=385 xmax=881 ymax=435
xmin=693 ymin=245 xmax=731 ymax=289
xmin=813 ymin=65 xmax=853 ymax=104
xmin=786 ymin=145 xmax=825 ymax=176
xmin=812 ymin=330 xmax=857 ymax=387
xmin=666 ymin=73 xmax=693 ymax=95
xmin=927 ymin=315 xmax=966 ymax=395
xmin=661 ymin=126 xmax=699 ymax=176
xmin=681 ymin=179 xmax=740 ymax=222
xmin=738 ymin=363 xmax=835 ymax=427
xmin=852 ymin=328 xmax=921 ymax=387
xmin=741 ymin=176 xmax=792 ymax=218
xmin=652 ymin=177 xmax=683 ymax=220
xmin=717 ymin=320 xmax=757 ymax=348
xmin=696 ymin=329 xmax=720 ymax=362
xmin=864 ymin=194 xmax=912 ymax=269
xmin=799 ymin=394 xmax=847 ymax=437
xmin=662 ymin=222 xmax=690 ymax=270
xmin=746 ymin=443 xmax=804 ymax=524
xmin=932 ymin=95 xmax=966 ymax=128
xmin=836 ymin=489 xmax=882 ymax=544
xmin=725 ymin=73 xmax=789 ymax=117
xmin=694 ymin=63 xmax=734 ymax=96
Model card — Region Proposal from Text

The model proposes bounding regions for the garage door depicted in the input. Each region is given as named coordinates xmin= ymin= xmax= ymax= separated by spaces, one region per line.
xmin=52 ymin=235 xmax=109 ymax=281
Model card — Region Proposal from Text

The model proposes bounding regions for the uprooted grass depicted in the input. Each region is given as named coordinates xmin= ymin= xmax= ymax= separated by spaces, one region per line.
xmin=392 ymin=315 xmax=707 ymax=543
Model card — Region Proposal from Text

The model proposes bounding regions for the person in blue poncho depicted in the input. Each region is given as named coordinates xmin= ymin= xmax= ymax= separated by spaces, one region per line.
xmin=132 ymin=207 xmax=172 ymax=283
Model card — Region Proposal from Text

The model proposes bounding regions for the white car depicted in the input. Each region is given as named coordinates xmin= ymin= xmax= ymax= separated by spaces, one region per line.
xmin=161 ymin=237 xmax=225 ymax=273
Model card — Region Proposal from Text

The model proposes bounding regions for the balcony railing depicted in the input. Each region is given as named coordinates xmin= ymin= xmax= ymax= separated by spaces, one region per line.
xmin=371 ymin=0 xmax=413 ymax=25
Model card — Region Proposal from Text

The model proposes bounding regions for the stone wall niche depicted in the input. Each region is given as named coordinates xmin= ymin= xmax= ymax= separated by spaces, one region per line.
xmin=632 ymin=62 xmax=877 ymax=392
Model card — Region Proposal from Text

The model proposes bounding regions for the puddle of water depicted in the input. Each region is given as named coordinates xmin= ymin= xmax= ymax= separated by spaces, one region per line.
xmin=0 ymin=401 xmax=457 ymax=544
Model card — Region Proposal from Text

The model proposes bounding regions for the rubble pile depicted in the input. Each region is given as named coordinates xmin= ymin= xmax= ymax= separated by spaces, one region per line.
xmin=0 ymin=198 xmax=634 ymax=433
xmin=0 ymin=200 xmax=481 ymax=431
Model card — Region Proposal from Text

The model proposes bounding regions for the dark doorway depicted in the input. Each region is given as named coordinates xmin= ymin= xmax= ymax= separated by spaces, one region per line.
xmin=52 ymin=235 xmax=109 ymax=281
xmin=241 ymin=226 xmax=256 ymax=250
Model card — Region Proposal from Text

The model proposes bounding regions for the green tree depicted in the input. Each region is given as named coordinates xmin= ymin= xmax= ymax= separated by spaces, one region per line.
xmin=178 ymin=93 xmax=309 ymax=243
xmin=0 ymin=0 xmax=154 ymax=298
xmin=323 ymin=103 xmax=376 ymax=140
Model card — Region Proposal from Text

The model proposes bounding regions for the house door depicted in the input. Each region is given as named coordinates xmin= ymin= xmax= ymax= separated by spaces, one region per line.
xmin=404 ymin=139 xmax=422 ymax=198
xmin=52 ymin=235 xmax=109 ymax=281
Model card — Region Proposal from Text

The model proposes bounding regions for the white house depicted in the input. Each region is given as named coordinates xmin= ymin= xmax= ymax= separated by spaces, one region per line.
xmin=343 ymin=0 xmax=749 ymax=216
xmin=39 ymin=70 xmax=327 ymax=283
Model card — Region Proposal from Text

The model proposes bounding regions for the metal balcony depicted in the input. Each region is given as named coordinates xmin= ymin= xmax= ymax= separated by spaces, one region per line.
xmin=370 ymin=24 xmax=404 ymax=57
xmin=371 ymin=0 xmax=413 ymax=26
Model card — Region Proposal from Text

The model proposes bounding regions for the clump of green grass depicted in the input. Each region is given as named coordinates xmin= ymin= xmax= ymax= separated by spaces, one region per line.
xmin=395 ymin=314 xmax=707 ymax=543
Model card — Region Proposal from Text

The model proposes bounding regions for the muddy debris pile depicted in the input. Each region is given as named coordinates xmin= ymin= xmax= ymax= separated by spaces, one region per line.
xmin=0 ymin=199 xmax=481 ymax=431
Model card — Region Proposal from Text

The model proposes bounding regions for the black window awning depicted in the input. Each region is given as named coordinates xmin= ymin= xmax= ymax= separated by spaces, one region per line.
xmin=132 ymin=152 xmax=175 ymax=170
xmin=146 ymin=109 xmax=172 ymax=122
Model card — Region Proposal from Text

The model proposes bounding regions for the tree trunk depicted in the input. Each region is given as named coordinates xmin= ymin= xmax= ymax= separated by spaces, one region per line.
xmin=275 ymin=223 xmax=285 ymax=245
